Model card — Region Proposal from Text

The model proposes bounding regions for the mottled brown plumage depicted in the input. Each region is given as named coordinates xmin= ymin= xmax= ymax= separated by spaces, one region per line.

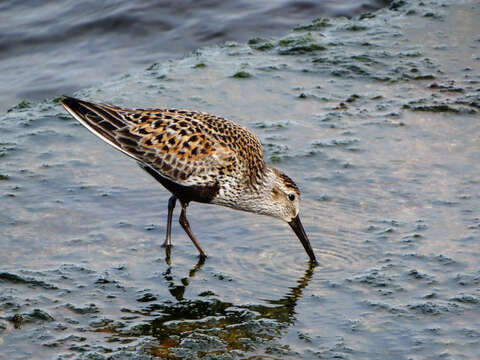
xmin=61 ymin=96 xmax=317 ymax=264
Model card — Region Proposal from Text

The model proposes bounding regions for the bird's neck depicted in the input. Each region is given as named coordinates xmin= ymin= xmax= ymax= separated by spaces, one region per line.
xmin=212 ymin=166 xmax=277 ymax=216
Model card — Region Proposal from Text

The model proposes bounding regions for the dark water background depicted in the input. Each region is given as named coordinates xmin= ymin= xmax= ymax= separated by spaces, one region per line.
xmin=1 ymin=0 xmax=480 ymax=359
xmin=0 ymin=0 xmax=390 ymax=113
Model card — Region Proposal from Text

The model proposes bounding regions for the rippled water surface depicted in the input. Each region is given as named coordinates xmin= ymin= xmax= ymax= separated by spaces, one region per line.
xmin=1 ymin=0 xmax=480 ymax=359
xmin=0 ymin=0 xmax=390 ymax=112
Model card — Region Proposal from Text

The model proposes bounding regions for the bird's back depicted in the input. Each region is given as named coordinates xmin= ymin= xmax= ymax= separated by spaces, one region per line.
xmin=61 ymin=97 xmax=265 ymax=201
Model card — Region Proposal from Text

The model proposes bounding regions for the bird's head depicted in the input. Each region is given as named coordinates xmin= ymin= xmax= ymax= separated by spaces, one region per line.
xmin=264 ymin=167 xmax=318 ymax=265
xmin=268 ymin=169 xmax=301 ymax=222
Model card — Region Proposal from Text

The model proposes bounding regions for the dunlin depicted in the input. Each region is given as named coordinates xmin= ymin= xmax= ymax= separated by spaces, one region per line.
xmin=61 ymin=97 xmax=318 ymax=265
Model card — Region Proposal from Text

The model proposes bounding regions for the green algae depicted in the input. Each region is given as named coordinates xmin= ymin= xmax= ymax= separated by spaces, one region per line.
xmin=346 ymin=94 xmax=361 ymax=103
xmin=342 ymin=24 xmax=369 ymax=32
xmin=231 ymin=71 xmax=251 ymax=79
xmin=7 ymin=100 xmax=31 ymax=113
xmin=50 ymin=96 xmax=64 ymax=104
xmin=389 ymin=0 xmax=407 ymax=10
xmin=279 ymin=43 xmax=326 ymax=55
xmin=248 ymin=37 xmax=275 ymax=52
xmin=277 ymin=34 xmax=326 ymax=55
xmin=247 ymin=37 xmax=275 ymax=50
xmin=247 ymin=37 xmax=263 ymax=45
xmin=293 ymin=17 xmax=331 ymax=31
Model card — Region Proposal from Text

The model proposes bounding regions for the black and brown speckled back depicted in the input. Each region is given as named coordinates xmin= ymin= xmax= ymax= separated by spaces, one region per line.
xmin=61 ymin=97 xmax=265 ymax=194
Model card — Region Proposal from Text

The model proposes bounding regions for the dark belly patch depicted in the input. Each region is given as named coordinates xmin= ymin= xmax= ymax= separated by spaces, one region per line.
xmin=139 ymin=163 xmax=219 ymax=204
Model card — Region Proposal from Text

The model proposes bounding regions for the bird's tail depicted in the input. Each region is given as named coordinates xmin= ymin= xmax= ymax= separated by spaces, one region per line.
xmin=60 ymin=96 xmax=143 ymax=161
xmin=61 ymin=96 xmax=126 ymax=144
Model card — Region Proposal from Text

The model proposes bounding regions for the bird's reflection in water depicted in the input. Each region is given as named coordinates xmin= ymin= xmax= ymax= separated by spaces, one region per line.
xmin=162 ymin=256 xmax=205 ymax=301
xmin=134 ymin=259 xmax=316 ymax=357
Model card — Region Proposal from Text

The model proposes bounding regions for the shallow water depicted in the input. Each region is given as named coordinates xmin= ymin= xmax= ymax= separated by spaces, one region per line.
xmin=0 ymin=0 xmax=390 ymax=113
xmin=1 ymin=0 xmax=480 ymax=359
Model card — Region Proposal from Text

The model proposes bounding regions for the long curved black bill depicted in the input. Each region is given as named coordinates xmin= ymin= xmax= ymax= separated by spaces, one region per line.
xmin=289 ymin=215 xmax=319 ymax=266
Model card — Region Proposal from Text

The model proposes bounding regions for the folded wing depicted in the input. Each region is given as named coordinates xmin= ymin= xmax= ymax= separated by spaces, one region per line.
xmin=61 ymin=96 xmax=230 ymax=187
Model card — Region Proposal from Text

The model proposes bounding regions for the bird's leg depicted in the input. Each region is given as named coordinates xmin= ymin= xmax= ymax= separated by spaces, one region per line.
xmin=179 ymin=202 xmax=208 ymax=258
xmin=162 ymin=195 xmax=177 ymax=248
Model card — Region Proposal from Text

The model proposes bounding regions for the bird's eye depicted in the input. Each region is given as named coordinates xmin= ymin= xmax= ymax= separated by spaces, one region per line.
xmin=288 ymin=194 xmax=295 ymax=201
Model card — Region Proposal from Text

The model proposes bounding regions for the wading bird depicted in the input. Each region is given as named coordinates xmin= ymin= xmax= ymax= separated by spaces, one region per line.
xmin=61 ymin=97 xmax=318 ymax=265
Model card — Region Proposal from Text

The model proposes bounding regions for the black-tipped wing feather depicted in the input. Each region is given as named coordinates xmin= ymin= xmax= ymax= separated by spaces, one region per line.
xmin=61 ymin=96 xmax=139 ymax=161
